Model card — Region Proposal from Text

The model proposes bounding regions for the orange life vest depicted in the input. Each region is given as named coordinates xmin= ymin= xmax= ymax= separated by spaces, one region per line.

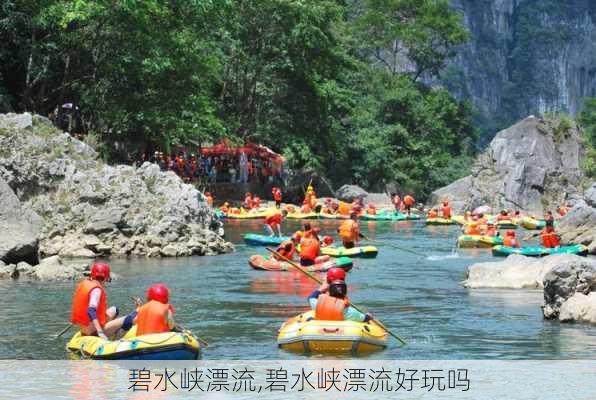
xmin=70 ymin=280 xmax=107 ymax=327
xmin=503 ymin=236 xmax=519 ymax=247
xmin=485 ymin=226 xmax=497 ymax=237
xmin=541 ymin=230 xmax=560 ymax=248
xmin=314 ymin=294 xmax=347 ymax=321
xmin=497 ymin=214 xmax=510 ymax=221
xmin=275 ymin=240 xmax=295 ymax=260
xmin=442 ymin=206 xmax=452 ymax=219
xmin=274 ymin=190 xmax=282 ymax=202
xmin=427 ymin=210 xmax=438 ymax=218
xmin=404 ymin=195 xmax=415 ymax=206
xmin=465 ymin=224 xmax=481 ymax=235
xmin=300 ymin=236 xmax=320 ymax=261
xmin=338 ymin=202 xmax=350 ymax=216
xmin=136 ymin=300 xmax=171 ymax=336
xmin=265 ymin=213 xmax=282 ymax=227
xmin=338 ymin=220 xmax=358 ymax=241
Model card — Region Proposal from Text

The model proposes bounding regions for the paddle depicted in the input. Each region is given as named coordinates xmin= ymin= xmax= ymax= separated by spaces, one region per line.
xmin=55 ymin=323 xmax=73 ymax=339
xmin=265 ymin=247 xmax=406 ymax=345
xmin=359 ymin=233 xmax=425 ymax=257
xmin=130 ymin=296 xmax=210 ymax=347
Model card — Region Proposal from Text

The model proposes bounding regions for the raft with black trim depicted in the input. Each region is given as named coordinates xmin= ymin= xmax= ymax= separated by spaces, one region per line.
xmin=243 ymin=233 xmax=290 ymax=246
xmin=248 ymin=255 xmax=353 ymax=272
xmin=66 ymin=327 xmax=200 ymax=360
xmin=495 ymin=219 xmax=517 ymax=229
xmin=320 ymin=245 xmax=378 ymax=258
xmin=277 ymin=311 xmax=387 ymax=354
xmin=457 ymin=235 xmax=503 ymax=248
xmin=286 ymin=212 xmax=319 ymax=220
xmin=491 ymin=244 xmax=588 ymax=257
xmin=519 ymin=217 xmax=549 ymax=230
xmin=425 ymin=218 xmax=455 ymax=225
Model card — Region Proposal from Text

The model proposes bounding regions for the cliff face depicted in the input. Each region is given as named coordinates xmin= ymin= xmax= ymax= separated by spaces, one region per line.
xmin=445 ymin=0 xmax=596 ymax=136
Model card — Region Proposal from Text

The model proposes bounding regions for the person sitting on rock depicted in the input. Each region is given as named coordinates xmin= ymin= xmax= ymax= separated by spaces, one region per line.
xmin=503 ymin=230 xmax=520 ymax=248
xmin=133 ymin=284 xmax=175 ymax=336
xmin=540 ymin=222 xmax=561 ymax=248
xmin=308 ymin=279 xmax=371 ymax=322
xmin=70 ymin=261 xmax=127 ymax=339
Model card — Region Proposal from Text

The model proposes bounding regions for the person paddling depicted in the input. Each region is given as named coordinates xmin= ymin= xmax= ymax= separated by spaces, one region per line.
xmin=133 ymin=284 xmax=176 ymax=336
xmin=70 ymin=261 xmax=126 ymax=339
xmin=540 ymin=221 xmax=561 ymax=248
xmin=308 ymin=278 xmax=372 ymax=322
xmin=274 ymin=234 xmax=298 ymax=261
xmin=338 ymin=213 xmax=361 ymax=249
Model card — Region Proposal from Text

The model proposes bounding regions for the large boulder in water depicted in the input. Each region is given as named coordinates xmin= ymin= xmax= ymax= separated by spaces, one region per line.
xmin=336 ymin=185 xmax=368 ymax=202
xmin=0 ymin=177 xmax=40 ymax=264
xmin=463 ymin=254 xmax=567 ymax=289
xmin=542 ymin=255 xmax=596 ymax=323
xmin=429 ymin=115 xmax=585 ymax=214
xmin=557 ymin=182 xmax=596 ymax=254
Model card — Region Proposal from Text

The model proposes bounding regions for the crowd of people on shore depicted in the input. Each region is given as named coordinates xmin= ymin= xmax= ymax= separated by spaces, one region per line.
xmin=135 ymin=150 xmax=286 ymax=184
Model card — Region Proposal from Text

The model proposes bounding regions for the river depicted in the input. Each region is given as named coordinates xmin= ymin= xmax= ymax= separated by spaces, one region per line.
xmin=1 ymin=219 xmax=595 ymax=359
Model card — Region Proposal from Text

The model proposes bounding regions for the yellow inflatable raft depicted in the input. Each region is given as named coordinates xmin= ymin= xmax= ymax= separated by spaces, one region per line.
xmin=425 ymin=218 xmax=455 ymax=225
xmin=320 ymin=245 xmax=378 ymax=258
xmin=277 ymin=311 xmax=388 ymax=353
xmin=457 ymin=234 xmax=504 ymax=248
xmin=286 ymin=212 xmax=319 ymax=220
xmin=66 ymin=326 xmax=200 ymax=360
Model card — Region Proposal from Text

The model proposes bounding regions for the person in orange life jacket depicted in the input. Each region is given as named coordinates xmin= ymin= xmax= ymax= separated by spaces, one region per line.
xmin=243 ymin=192 xmax=253 ymax=210
xmin=220 ymin=202 xmax=230 ymax=214
xmin=427 ymin=208 xmax=438 ymax=218
xmin=464 ymin=216 xmax=481 ymax=235
xmin=204 ymin=192 xmax=213 ymax=207
xmin=132 ymin=284 xmax=175 ymax=336
xmin=264 ymin=209 xmax=288 ymax=237
xmin=253 ymin=196 xmax=261 ymax=209
xmin=497 ymin=210 xmax=510 ymax=221
xmin=441 ymin=201 xmax=452 ymax=219
xmin=484 ymin=221 xmax=498 ymax=237
xmin=272 ymin=187 xmax=283 ymax=208
xmin=403 ymin=194 xmax=415 ymax=215
xmin=308 ymin=279 xmax=371 ymax=322
xmin=541 ymin=222 xmax=560 ymax=248
xmin=70 ymin=261 xmax=127 ymax=339
xmin=337 ymin=213 xmax=362 ymax=249
xmin=274 ymin=234 xmax=299 ymax=261
xmin=366 ymin=203 xmax=377 ymax=215
xmin=503 ymin=230 xmax=520 ymax=248
xmin=299 ymin=231 xmax=321 ymax=267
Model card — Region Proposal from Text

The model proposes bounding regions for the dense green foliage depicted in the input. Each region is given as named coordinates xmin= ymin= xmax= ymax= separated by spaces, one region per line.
xmin=578 ymin=98 xmax=596 ymax=179
xmin=0 ymin=0 xmax=476 ymax=198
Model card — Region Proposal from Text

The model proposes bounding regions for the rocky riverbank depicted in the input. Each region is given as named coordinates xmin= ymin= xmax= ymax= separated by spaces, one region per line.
xmin=557 ymin=183 xmax=596 ymax=253
xmin=430 ymin=115 xmax=586 ymax=214
xmin=463 ymin=253 xmax=596 ymax=325
xmin=0 ymin=113 xmax=233 ymax=279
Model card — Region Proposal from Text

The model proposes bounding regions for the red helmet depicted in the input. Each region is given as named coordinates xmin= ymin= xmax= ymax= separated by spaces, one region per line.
xmin=326 ymin=267 xmax=346 ymax=283
xmin=90 ymin=261 xmax=111 ymax=281
xmin=147 ymin=283 xmax=169 ymax=304
xmin=323 ymin=235 xmax=334 ymax=246
xmin=506 ymin=230 xmax=515 ymax=237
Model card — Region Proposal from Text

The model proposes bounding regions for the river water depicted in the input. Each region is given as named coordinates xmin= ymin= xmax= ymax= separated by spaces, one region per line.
xmin=1 ymin=219 xmax=596 ymax=359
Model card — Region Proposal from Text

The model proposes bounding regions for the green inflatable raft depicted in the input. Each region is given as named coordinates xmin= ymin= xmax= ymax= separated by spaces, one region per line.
xmin=491 ymin=244 xmax=588 ymax=257
xmin=360 ymin=212 xmax=421 ymax=221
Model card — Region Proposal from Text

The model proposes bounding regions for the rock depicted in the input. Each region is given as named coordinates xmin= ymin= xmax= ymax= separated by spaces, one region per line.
xmin=429 ymin=116 xmax=585 ymax=214
xmin=160 ymin=244 xmax=179 ymax=257
xmin=542 ymin=256 xmax=596 ymax=320
xmin=557 ymin=183 xmax=596 ymax=254
xmin=33 ymin=256 xmax=89 ymax=281
xmin=558 ymin=293 xmax=596 ymax=323
xmin=0 ymin=113 xmax=233 ymax=259
xmin=463 ymin=254 xmax=560 ymax=289
xmin=147 ymin=247 xmax=161 ymax=257
xmin=336 ymin=185 xmax=369 ymax=202
xmin=0 ymin=263 xmax=16 ymax=280
xmin=0 ymin=112 xmax=32 ymax=130
xmin=0 ymin=177 xmax=40 ymax=265
xmin=585 ymin=183 xmax=596 ymax=207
